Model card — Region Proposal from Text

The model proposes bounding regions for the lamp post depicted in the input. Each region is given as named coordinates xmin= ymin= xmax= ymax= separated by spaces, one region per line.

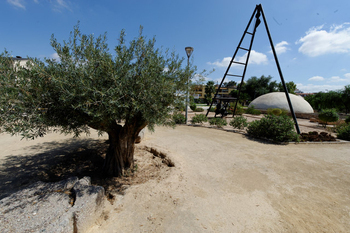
xmin=185 ymin=47 xmax=194 ymax=124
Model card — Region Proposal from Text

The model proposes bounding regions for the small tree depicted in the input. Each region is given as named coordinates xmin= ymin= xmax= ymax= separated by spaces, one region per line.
xmin=318 ymin=109 xmax=339 ymax=127
xmin=204 ymin=81 xmax=215 ymax=105
xmin=0 ymin=25 xmax=195 ymax=177
xmin=278 ymin=81 xmax=297 ymax=94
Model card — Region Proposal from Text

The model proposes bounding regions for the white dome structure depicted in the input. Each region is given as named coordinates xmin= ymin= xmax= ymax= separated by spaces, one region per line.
xmin=248 ymin=92 xmax=314 ymax=113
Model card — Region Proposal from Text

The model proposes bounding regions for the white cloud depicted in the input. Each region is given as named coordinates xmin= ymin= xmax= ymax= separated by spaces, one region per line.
xmin=207 ymin=57 xmax=231 ymax=68
xmin=296 ymin=23 xmax=350 ymax=57
xmin=308 ymin=76 xmax=325 ymax=81
xmin=7 ymin=0 xmax=25 ymax=9
xmin=207 ymin=50 xmax=268 ymax=68
xmin=50 ymin=53 xmax=60 ymax=62
xmin=272 ymin=41 xmax=289 ymax=55
xmin=328 ymin=76 xmax=345 ymax=83
xmin=327 ymin=74 xmax=350 ymax=83
xmin=297 ymin=83 xmax=344 ymax=93
xmin=306 ymin=73 xmax=350 ymax=88
xmin=52 ymin=0 xmax=72 ymax=12
xmin=7 ymin=0 xmax=71 ymax=11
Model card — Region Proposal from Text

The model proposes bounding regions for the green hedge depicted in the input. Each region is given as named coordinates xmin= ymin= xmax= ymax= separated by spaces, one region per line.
xmin=337 ymin=124 xmax=350 ymax=141
xmin=247 ymin=115 xmax=299 ymax=142
xmin=209 ymin=118 xmax=227 ymax=128
xmin=245 ymin=105 xmax=261 ymax=115
xmin=229 ymin=116 xmax=248 ymax=130
xmin=172 ymin=113 xmax=185 ymax=124
xmin=191 ymin=114 xmax=208 ymax=124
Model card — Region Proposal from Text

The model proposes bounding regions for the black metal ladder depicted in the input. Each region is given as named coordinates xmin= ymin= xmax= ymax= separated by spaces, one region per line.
xmin=206 ymin=4 xmax=300 ymax=134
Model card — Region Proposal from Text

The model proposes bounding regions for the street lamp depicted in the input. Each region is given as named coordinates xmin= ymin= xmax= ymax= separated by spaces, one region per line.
xmin=185 ymin=47 xmax=194 ymax=124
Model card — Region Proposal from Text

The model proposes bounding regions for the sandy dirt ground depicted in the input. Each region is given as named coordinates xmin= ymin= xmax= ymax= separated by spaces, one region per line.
xmin=1 ymin=123 xmax=350 ymax=232
xmin=88 ymin=125 xmax=350 ymax=233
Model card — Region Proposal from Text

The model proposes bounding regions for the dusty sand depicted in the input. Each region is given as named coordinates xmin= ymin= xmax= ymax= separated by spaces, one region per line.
xmin=89 ymin=125 xmax=350 ymax=232
xmin=1 ymin=124 xmax=350 ymax=232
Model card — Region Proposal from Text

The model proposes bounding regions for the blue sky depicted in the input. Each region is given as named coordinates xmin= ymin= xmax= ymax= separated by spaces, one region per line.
xmin=2 ymin=0 xmax=350 ymax=93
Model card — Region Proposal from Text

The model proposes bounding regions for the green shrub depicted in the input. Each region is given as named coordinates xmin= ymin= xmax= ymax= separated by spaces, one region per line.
xmin=318 ymin=109 xmax=339 ymax=127
xmin=247 ymin=115 xmax=299 ymax=142
xmin=172 ymin=113 xmax=185 ymax=124
xmin=234 ymin=103 xmax=245 ymax=115
xmin=209 ymin=118 xmax=227 ymax=128
xmin=246 ymin=105 xmax=261 ymax=115
xmin=193 ymin=107 xmax=204 ymax=112
xmin=229 ymin=116 xmax=248 ymax=130
xmin=267 ymin=108 xmax=282 ymax=116
xmin=191 ymin=114 xmax=208 ymax=124
xmin=209 ymin=107 xmax=216 ymax=112
xmin=345 ymin=115 xmax=350 ymax=124
xmin=227 ymin=102 xmax=244 ymax=115
xmin=190 ymin=103 xmax=197 ymax=111
xmin=336 ymin=123 xmax=350 ymax=141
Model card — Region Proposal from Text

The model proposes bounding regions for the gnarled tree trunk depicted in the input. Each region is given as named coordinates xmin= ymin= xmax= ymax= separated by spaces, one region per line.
xmin=102 ymin=117 xmax=147 ymax=177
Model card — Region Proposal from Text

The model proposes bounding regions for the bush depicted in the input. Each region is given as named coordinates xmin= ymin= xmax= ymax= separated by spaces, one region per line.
xmin=209 ymin=118 xmax=227 ymax=128
xmin=246 ymin=105 xmax=261 ymax=115
xmin=172 ymin=113 xmax=185 ymax=124
xmin=227 ymin=102 xmax=244 ymax=115
xmin=190 ymin=103 xmax=197 ymax=111
xmin=336 ymin=123 xmax=350 ymax=141
xmin=345 ymin=115 xmax=350 ymax=124
xmin=209 ymin=107 xmax=216 ymax=112
xmin=234 ymin=103 xmax=245 ymax=115
xmin=194 ymin=98 xmax=205 ymax=104
xmin=318 ymin=109 xmax=339 ymax=127
xmin=267 ymin=108 xmax=282 ymax=116
xmin=191 ymin=114 xmax=208 ymax=124
xmin=193 ymin=107 xmax=204 ymax=112
xmin=247 ymin=115 xmax=299 ymax=142
xmin=229 ymin=116 xmax=248 ymax=130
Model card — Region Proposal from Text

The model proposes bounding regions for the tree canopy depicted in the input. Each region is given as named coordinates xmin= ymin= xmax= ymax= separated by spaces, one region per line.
xmin=305 ymin=85 xmax=350 ymax=113
xmin=0 ymin=25 xmax=195 ymax=176
xmin=204 ymin=81 xmax=215 ymax=105
xmin=229 ymin=75 xmax=297 ymax=102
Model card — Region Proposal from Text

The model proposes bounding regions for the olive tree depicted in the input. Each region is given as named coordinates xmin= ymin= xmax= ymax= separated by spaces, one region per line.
xmin=0 ymin=25 xmax=195 ymax=177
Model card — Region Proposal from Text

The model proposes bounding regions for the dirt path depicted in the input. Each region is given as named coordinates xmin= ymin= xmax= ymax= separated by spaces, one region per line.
xmin=86 ymin=126 xmax=350 ymax=232
xmin=1 ymin=126 xmax=350 ymax=232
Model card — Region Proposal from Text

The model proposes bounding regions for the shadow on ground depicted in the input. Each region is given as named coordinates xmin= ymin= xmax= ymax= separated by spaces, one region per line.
xmin=0 ymin=138 xmax=107 ymax=199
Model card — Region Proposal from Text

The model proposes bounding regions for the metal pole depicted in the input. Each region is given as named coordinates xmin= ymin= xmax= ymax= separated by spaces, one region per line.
xmin=185 ymin=47 xmax=193 ymax=124
xmin=258 ymin=4 xmax=301 ymax=134
xmin=185 ymin=56 xmax=189 ymax=124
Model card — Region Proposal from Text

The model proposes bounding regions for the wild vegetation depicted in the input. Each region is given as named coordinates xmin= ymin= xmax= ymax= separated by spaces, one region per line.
xmin=305 ymin=86 xmax=350 ymax=113
xmin=0 ymin=25 xmax=196 ymax=177
xmin=229 ymin=75 xmax=297 ymax=103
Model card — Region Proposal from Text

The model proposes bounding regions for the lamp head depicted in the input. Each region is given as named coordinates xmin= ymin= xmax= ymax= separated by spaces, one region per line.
xmin=185 ymin=47 xmax=194 ymax=58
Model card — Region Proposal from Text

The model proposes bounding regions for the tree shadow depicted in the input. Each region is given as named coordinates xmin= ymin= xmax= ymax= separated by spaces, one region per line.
xmin=242 ymin=134 xmax=289 ymax=145
xmin=0 ymin=138 xmax=107 ymax=200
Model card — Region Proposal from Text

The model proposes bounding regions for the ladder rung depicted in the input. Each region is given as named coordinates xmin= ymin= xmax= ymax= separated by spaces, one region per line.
xmin=246 ymin=32 xmax=253 ymax=35
xmin=231 ymin=61 xmax=246 ymax=65
xmin=226 ymin=74 xmax=243 ymax=78
xmin=239 ymin=47 xmax=249 ymax=51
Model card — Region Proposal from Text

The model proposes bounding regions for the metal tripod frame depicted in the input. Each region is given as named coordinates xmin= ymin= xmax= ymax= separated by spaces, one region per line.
xmin=206 ymin=4 xmax=300 ymax=134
